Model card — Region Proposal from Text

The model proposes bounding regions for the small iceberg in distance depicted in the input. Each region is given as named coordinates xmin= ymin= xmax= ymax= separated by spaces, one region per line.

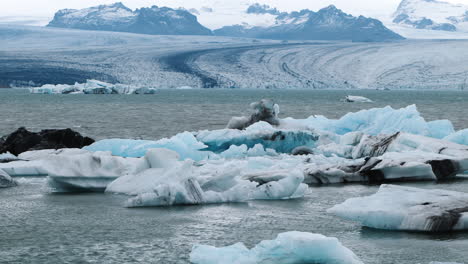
xmin=28 ymin=80 xmax=157 ymax=95
xmin=328 ymin=184 xmax=468 ymax=232
xmin=342 ymin=95 xmax=373 ymax=103
xmin=190 ymin=231 xmax=364 ymax=264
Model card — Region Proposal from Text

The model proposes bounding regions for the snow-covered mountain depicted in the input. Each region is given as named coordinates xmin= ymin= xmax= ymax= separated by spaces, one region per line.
xmin=393 ymin=0 xmax=468 ymax=32
xmin=47 ymin=2 xmax=212 ymax=36
xmin=214 ymin=5 xmax=404 ymax=42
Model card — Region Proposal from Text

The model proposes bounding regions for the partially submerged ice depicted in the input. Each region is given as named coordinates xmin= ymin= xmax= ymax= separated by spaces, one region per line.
xmin=328 ymin=184 xmax=468 ymax=232
xmin=29 ymin=79 xmax=157 ymax=95
xmin=190 ymin=231 xmax=363 ymax=264
xmin=342 ymin=95 xmax=373 ymax=103
xmin=0 ymin=169 xmax=16 ymax=188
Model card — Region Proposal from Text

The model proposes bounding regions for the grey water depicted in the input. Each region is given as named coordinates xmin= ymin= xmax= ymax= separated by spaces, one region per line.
xmin=1 ymin=89 xmax=468 ymax=264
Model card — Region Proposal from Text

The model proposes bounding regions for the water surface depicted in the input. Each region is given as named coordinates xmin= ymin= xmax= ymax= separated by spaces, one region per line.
xmin=1 ymin=89 xmax=468 ymax=264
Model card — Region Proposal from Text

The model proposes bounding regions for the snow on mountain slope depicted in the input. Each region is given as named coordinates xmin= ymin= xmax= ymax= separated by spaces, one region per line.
xmin=47 ymin=2 xmax=212 ymax=36
xmin=214 ymin=5 xmax=404 ymax=42
xmin=393 ymin=0 xmax=468 ymax=32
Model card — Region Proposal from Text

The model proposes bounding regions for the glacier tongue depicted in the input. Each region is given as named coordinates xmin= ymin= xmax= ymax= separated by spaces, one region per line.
xmin=190 ymin=231 xmax=364 ymax=264
xmin=328 ymin=184 xmax=468 ymax=232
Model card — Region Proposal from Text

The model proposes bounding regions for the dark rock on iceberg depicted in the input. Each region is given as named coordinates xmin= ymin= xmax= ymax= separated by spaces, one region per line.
xmin=0 ymin=127 xmax=95 ymax=156
xmin=227 ymin=99 xmax=280 ymax=130
xmin=291 ymin=146 xmax=314 ymax=156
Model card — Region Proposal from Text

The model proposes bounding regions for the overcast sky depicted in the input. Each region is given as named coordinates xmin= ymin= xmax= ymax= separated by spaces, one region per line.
xmin=1 ymin=0 xmax=467 ymax=25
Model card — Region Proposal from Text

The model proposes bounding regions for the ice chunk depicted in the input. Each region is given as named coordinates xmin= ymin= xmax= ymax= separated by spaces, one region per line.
xmin=85 ymin=132 xmax=210 ymax=161
xmin=107 ymin=149 xmax=307 ymax=207
xmin=29 ymin=79 xmax=157 ymax=95
xmin=342 ymin=95 xmax=373 ymax=103
xmin=0 ymin=169 xmax=16 ymax=188
xmin=281 ymin=105 xmax=455 ymax=138
xmin=227 ymin=99 xmax=280 ymax=130
xmin=444 ymin=129 xmax=468 ymax=145
xmin=328 ymin=184 xmax=468 ymax=232
xmin=190 ymin=231 xmax=363 ymax=264
xmin=48 ymin=176 xmax=118 ymax=192
xmin=197 ymin=122 xmax=324 ymax=154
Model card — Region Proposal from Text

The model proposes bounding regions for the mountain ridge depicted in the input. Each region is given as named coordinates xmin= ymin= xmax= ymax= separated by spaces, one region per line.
xmin=47 ymin=2 xmax=212 ymax=36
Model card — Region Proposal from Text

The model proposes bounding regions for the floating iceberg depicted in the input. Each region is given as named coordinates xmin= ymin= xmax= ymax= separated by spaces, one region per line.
xmin=342 ymin=95 xmax=373 ymax=103
xmin=444 ymin=129 xmax=468 ymax=146
xmin=4 ymin=102 xmax=468 ymax=206
xmin=227 ymin=99 xmax=280 ymax=130
xmin=328 ymin=185 xmax=468 ymax=232
xmin=29 ymin=80 xmax=157 ymax=95
xmin=106 ymin=149 xmax=307 ymax=207
xmin=190 ymin=231 xmax=364 ymax=264
xmin=0 ymin=169 xmax=16 ymax=188
xmin=280 ymin=105 xmax=455 ymax=139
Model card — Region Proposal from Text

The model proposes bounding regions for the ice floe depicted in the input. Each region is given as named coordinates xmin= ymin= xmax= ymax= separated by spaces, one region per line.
xmin=342 ymin=95 xmax=373 ymax=103
xmin=328 ymin=184 xmax=468 ymax=232
xmin=190 ymin=231 xmax=364 ymax=264
xmin=29 ymin=79 xmax=157 ymax=95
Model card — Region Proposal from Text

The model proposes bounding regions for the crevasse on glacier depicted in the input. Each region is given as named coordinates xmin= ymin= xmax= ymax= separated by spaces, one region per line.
xmin=2 ymin=101 xmax=468 ymax=210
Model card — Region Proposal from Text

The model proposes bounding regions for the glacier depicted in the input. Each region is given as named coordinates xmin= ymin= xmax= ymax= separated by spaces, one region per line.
xmin=328 ymin=184 xmax=468 ymax=232
xmin=29 ymin=80 xmax=157 ymax=95
xmin=3 ymin=24 xmax=468 ymax=89
xmin=190 ymin=231 xmax=364 ymax=264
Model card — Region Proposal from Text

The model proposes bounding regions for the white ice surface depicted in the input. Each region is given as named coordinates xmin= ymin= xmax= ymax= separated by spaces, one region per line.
xmin=29 ymin=79 xmax=157 ymax=95
xmin=106 ymin=149 xmax=307 ymax=207
xmin=190 ymin=231 xmax=364 ymax=264
xmin=328 ymin=184 xmax=468 ymax=231
xmin=343 ymin=95 xmax=373 ymax=103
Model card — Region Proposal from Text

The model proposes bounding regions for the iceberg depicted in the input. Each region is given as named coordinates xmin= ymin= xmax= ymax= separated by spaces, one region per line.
xmin=4 ymin=102 xmax=468 ymax=203
xmin=227 ymin=99 xmax=280 ymax=130
xmin=29 ymin=80 xmax=157 ymax=95
xmin=190 ymin=231 xmax=364 ymax=264
xmin=106 ymin=149 xmax=307 ymax=207
xmin=444 ymin=129 xmax=468 ymax=145
xmin=342 ymin=95 xmax=373 ymax=103
xmin=280 ymin=105 xmax=455 ymax=138
xmin=0 ymin=169 xmax=16 ymax=188
xmin=84 ymin=132 xmax=211 ymax=161
xmin=196 ymin=122 xmax=325 ymax=154
xmin=328 ymin=184 xmax=468 ymax=232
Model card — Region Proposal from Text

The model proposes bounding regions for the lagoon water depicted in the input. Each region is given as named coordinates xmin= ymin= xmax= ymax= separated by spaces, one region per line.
xmin=1 ymin=89 xmax=468 ymax=264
